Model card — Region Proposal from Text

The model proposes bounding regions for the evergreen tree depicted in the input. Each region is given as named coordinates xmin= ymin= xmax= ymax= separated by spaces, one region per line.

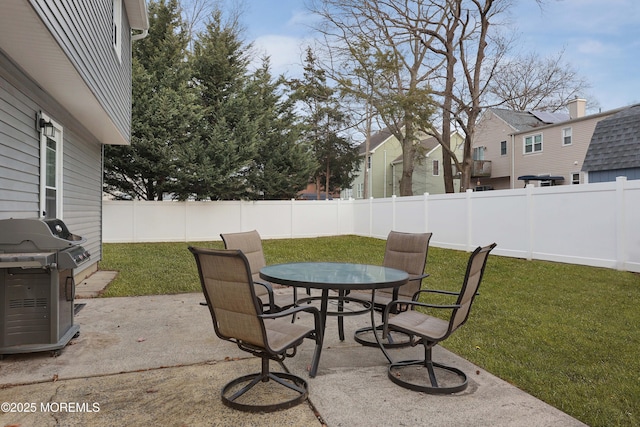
xmin=104 ymin=0 xmax=199 ymax=200
xmin=245 ymin=59 xmax=316 ymax=199
xmin=184 ymin=10 xmax=257 ymax=200
xmin=105 ymin=1 xmax=324 ymax=201
xmin=289 ymin=48 xmax=360 ymax=199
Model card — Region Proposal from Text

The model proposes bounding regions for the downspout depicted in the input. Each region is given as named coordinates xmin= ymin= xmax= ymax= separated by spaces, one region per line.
xmin=510 ymin=133 xmax=515 ymax=188
xmin=131 ymin=29 xmax=148 ymax=41
xmin=128 ymin=0 xmax=149 ymax=41
xmin=368 ymin=159 xmax=373 ymax=198
xmin=391 ymin=163 xmax=396 ymax=196
xmin=383 ymin=150 xmax=387 ymax=198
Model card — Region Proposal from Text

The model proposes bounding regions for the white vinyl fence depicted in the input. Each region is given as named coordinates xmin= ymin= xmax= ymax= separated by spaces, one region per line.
xmin=103 ymin=177 xmax=640 ymax=272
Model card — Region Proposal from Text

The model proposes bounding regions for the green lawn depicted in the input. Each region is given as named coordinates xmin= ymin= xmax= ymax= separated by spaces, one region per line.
xmin=100 ymin=236 xmax=640 ymax=427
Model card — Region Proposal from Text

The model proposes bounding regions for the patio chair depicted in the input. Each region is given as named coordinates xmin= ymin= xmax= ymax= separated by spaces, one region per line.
xmin=349 ymin=231 xmax=432 ymax=348
xmin=189 ymin=246 xmax=323 ymax=412
xmin=382 ymin=243 xmax=496 ymax=394
xmin=221 ymin=230 xmax=295 ymax=313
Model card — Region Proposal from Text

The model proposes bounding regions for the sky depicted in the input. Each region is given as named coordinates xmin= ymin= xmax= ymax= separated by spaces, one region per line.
xmin=235 ymin=0 xmax=640 ymax=113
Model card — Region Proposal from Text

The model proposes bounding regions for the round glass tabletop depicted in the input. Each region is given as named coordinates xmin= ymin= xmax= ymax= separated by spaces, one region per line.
xmin=260 ymin=262 xmax=408 ymax=290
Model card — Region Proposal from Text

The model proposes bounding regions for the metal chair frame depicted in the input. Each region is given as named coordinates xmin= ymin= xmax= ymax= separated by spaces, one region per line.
xmin=352 ymin=231 xmax=432 ymax=348
xmin=189 ymin=247 xmax=323 ymax=412
xmin=382 ymin=243 xmax=496 ymax=394
xmin=221 ymin=230 xmax=295 ymax=313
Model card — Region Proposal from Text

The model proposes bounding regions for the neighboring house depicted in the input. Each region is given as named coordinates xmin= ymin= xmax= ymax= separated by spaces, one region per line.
xmin=472 ymin=106 xmax=569 ymax=190
xmin=345 ymin=128 xmax=401 ymax=199
xmin=0 ymin=1 xmax=149 ymax=279
xmin=390 ymin=132 xmax=465 ymax=195
xmin=582 ymin=104 xmax=640 ymax=183
xmin=298 ymin=183 xmax=339 ymax=200
xmin=472 ymin=99 xmax=626 ymax=189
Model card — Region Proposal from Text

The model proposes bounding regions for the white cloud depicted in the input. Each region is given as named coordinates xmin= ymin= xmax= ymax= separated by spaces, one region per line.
xmin=286 ymin=9 xmax=320 ymax=29
xmin=576 ymin=39 xmax=611 ymax=56
xmin=250 ymin=34 xmax=310 ymax=77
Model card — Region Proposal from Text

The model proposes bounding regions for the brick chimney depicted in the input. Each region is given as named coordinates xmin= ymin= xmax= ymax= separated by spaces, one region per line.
xmin=568 ymin=98 xmax=586 ymax=119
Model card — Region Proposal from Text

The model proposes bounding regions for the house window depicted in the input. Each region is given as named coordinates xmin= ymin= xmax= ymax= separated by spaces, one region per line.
xmin=112 ymin=0 xmax=122 ymax=61
xmin=524 ymin=134 xmax=542 ymax=154
xmin=357 ymin=182 xmax=364 ymax=199
xmin=39 ymin=114 xmax=63 ymax=219
xmin=571 ymin=172 xmax=580 ymax=184
xmin=500 ymin=140 xmax=507 ymax=156
xmin=473 ymin=146 xmax=485 ymax=160
xmin=432 ymin=160 xmax=440 ymax=176
xmin=563 ymin=127 xmax=572 ymax=146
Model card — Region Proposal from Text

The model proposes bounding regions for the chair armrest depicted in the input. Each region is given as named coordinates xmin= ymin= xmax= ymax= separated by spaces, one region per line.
xmin=382 ymin=299 xmax=461 ymax=336
xmin=384 ymin=299 xmax=461 ymax=317
xmin=411 ymin=287 xmax=479 ymax=301
xmin=260 ymin=304 xmax=320 ymax=320
xmin=411 ymin=288 xmax=459 ymax=300
xmin=260 ymin=305 xmax=324 ymax=343
xmin=254 ymin=280 xmax=276 ymax=312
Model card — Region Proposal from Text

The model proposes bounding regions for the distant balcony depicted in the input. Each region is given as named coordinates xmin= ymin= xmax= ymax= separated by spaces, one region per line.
xmin=472 ymin=160 xmax=492 ymax=178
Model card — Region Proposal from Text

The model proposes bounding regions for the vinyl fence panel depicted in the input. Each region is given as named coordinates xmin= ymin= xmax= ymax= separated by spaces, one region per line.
xmin=103 ymin=177 xmax=640 ymax=272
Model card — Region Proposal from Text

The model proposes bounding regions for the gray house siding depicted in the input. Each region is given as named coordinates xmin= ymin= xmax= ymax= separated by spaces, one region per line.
xmin=0 ymin=55 xmax=42 ymax=217
xmin=0 ymin=50 xmax=103 ymax=272
xmin=587 ymin=168 xmax=640 ymax=183
xmin=30 ymin=0 xmax=133 ymax=141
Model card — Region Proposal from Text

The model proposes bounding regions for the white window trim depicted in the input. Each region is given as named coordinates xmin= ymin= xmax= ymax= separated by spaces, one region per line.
xmin=500 ymin=140 xmax=507 ymax=156
xmin=39 ymin=113 xmax=63 ymax=219
xmin=562 ymin=127 xmax=573 ymax=146
xmin=523 ymin=133 xmax=543 ymax=154
xmin=571 ymin=172 xmax=581 ymax=185
xmin=112 ymin=0 xmax=123 ymax=62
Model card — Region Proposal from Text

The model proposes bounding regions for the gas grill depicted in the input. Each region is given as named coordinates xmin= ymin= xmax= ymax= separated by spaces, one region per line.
xmin=0 ymin=218 xmax=90 ymax=357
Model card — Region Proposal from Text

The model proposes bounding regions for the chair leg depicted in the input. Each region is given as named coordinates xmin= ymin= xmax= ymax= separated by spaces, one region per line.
xmin=424 ymin=347 xmax=439 ymax=387
xmin=354 ymin=324 xmax=413 ymax=348
xmin=221 ymin=356 xmax=309 ymax=412
xmin=387 ymin=345 xmax=468 ymax=394
xmin=291 ymin=288 xmax=298 ymax=323
xmin=337 ymin=289 xmax=345 ymax=341
xmin=308 ymin=326 xmax=324 ymax=378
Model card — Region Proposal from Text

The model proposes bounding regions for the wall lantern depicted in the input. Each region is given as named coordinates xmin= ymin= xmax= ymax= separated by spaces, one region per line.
xmin=36 ymin=112 xmax=56 ymax=138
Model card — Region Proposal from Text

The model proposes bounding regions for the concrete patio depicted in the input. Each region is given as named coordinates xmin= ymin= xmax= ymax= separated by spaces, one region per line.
xmin=0 ymin=283 xmax=587 ymax=426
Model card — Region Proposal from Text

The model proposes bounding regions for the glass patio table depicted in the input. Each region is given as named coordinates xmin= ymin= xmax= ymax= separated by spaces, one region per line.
xmin=260 ymin=262 xmax=408 ymax=377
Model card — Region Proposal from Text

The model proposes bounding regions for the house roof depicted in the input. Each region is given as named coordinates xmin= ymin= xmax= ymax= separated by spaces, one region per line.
xmin=530 ymin=111 xmax=571 ymax=124
xmin=390 ymin=135 xmax=441 ymax=164
xmin=582 ymin=104 xmax=640 ymax=172
xmin=490 ymin=109 xmax=569 ymax=132
xmin=357 ymin=127 xmax=395 ymax=155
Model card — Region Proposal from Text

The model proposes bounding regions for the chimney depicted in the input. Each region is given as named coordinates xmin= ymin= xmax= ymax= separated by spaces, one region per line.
xmin=568 ymin=98 xmax=586 ymax=119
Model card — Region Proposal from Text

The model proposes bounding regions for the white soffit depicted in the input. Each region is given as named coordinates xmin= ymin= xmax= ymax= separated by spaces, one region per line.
xmin=0 ymin=0 xmax=129 ymax=145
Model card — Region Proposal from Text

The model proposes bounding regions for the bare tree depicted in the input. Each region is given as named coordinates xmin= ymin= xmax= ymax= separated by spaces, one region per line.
xmin=487 ymin=49 xmax=591 ymax=112
xmin=311 ymin=0 xmax=515 ymax=194
xmin=448 ymin=0 xmax=511 ymax=192
xmin=400 ymin=0 xmax=512 ymax=192
xmin=311 ymin=0 xmax=438 ymax=196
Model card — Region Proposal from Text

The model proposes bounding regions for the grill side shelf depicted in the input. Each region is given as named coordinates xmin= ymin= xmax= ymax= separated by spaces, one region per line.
xmin=0 ymin=252 xmax=56 ymax=268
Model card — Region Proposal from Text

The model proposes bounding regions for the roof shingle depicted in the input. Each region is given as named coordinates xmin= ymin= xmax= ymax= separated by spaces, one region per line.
xmin=582 ymin=105 xmax=640 ymax=172
xmin=490 ymin=109 xmax=565 ymax=132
